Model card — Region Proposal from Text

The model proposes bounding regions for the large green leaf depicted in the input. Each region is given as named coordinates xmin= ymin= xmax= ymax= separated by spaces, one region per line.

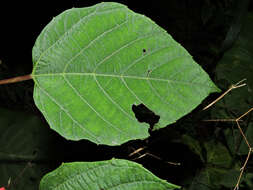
xmin=40 ymin=159 xmax=180 ymax=190
xmin=32 ymin=2 xmax=219 ymax=145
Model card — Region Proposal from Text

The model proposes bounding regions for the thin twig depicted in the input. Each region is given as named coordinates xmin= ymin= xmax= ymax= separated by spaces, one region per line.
xmin=128 ymin=147 xmax=146 ymax=157
xmin=203 ymin=107 xmax=252 ymax=190
xmin=129 ymin=147 xmax=180 ymax=166
xmin=131 ymin=152 xmax=181 ymax=166
xmin=236 ymin=120 xmax=251 ymax=149
xmin=237 ymin=107 xmax=253 ymax=121
xmin=234 ymin=147 xmax=252 ymax=190
xmin=0 ymin=74 xmax=32 ymax=85
xmin=203 ymin=79 xmax=247 ymax=110
xmin=233 ymin=108 xmax=253 ymax=190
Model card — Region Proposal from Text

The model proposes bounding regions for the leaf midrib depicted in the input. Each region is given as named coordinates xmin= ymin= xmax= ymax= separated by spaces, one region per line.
xmin=32 ymin=72 xmax=209 ymax=87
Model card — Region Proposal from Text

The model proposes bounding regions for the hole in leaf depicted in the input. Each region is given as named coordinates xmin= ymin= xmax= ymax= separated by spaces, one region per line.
xmin=132 ymin=103 xmax=160 ymax=132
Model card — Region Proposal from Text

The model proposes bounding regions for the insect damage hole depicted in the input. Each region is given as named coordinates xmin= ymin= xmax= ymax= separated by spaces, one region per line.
xmin=132 ymin=103 xmax=160 ymax=132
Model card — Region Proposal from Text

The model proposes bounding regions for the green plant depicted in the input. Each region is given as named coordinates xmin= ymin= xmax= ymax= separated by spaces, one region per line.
xmin=0 ymin=2 xmax=222 ymax=190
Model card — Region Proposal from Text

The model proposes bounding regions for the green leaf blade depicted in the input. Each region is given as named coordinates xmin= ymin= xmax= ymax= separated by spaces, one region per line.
xmin=39 ymin=159 xmax=180 ymax=190
xmin=32 ymin=2 xmax=219 ymax=145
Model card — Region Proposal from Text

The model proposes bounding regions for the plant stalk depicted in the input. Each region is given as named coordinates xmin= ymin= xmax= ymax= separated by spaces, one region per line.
xmin=0 ymin=74 xmax=32 ymax=85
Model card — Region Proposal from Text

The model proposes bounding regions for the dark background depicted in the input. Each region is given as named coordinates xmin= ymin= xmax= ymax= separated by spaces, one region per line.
xmin=0 ymin=0 xmax=235 ymax=75
xmin=0 ymin=0 xmax=253 ymax=190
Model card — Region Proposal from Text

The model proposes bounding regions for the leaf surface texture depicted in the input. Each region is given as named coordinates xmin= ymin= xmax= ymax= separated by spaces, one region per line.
xmin=32 ymin=2 xmax=219 ymax=145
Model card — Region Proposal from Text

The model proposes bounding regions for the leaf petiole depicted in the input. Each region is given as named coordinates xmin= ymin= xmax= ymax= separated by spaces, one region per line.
xmin=0 ymin=74 xmax=32 ymax=85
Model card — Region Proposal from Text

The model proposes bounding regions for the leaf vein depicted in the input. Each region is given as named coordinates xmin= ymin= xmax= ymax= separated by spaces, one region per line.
xmin=63 ymin=75 xmax=125 ymax=135
xmin=92 ymin=31 xmax=161 ymax=73
xmin=146 ymin=80 xmax=180 ymax=120
xmin=63 ymin=19 xmax=128 ymax=73
xmin=120 ymin=45 xmax=172 ymax=75
xmin=34 ymin=73 xmax=210 ymax=87
xmin=34 ymin=8 xmax=98 ymax=67
xmin=151 ymin=54 xmax=191 ymax=73
xmin=93 ymin=75 xmax=136 ymax=121
xmin=120 ymin=77 xmax=143 ymax=103
xmin=168 ymin=82 xmax=189 ymax=113
xmin=35 ymin=81 xmax=99 ymax=141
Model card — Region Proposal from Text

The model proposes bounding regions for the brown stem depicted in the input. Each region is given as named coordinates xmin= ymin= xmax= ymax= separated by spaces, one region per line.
xmin=0 ymin=74 xmax=32 ymax=85
xmin=203 ymin=107 xmax=253 ymax=190
xmin=203 ymin=79 xmax=246 ymax=110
